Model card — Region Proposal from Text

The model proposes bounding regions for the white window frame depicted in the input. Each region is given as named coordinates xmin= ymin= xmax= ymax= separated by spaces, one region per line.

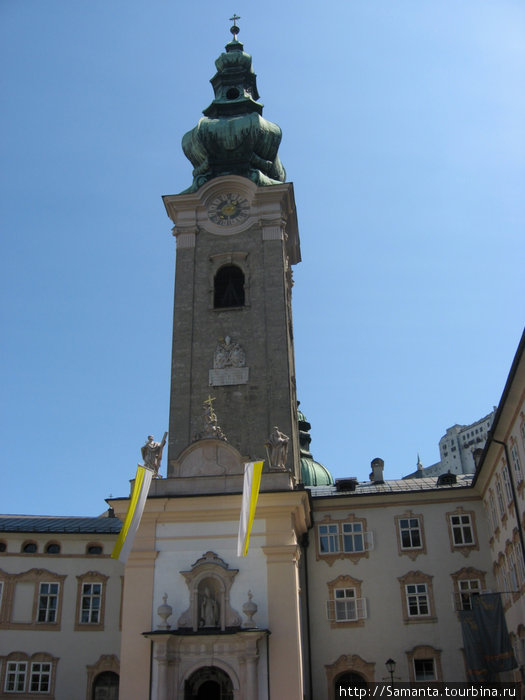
xmin=489 ymin=494 xmax=498 ymax=533
xmin=37 ymin=582 xmax=59 ymax=623
xmin=319 ymin=524 xmax=339 ymax=553
xmin=501 ymin=468 xmax=512 ymax=503
xmin=319 ymin=523 xmax=372 ymax=555
xmin=406 ymin=583 xmax=429 ymax=616
xmin=496 ymin=480 xmax=505 ymax=518
xmin=414 ymin=658 xmax=436 ymax=682
xmin=326 ymin=588 xmax=367 ymax=622
xmin=511 ymin=444 xmax=522 ymax=481
xmin=457 ymin=579 xmax=481 ymax=611
xmin=29 ymin=662 xmax=52 ymax=693
xmin=80 ymin=582 xmax=102 ymax=624
xmin=508 ymin=550 xmax=519 ymax=592
xmin=515 ymin=542 xmax=525 ymax=586
xmin=399 ymin=517 xmax=422 ymax=550
xmin=5 ymin=661 xmax=27 ymax=693
xmin=450 ymin=514 xmax=474 ymax=546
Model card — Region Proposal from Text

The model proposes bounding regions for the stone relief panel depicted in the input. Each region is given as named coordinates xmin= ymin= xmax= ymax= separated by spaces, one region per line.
xmin=209 ymin=336 xmax=249 ymax=386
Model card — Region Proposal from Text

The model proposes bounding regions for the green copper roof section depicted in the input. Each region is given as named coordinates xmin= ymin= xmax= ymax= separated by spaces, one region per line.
xmin=298 ymin=405 xmax=334 ymax=487
xmin=181 ymin=20 xmax=286 ymax=193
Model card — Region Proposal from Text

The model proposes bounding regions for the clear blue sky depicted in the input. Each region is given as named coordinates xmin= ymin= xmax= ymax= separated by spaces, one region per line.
xmin=1 ymin=1 xmax=524 ymax=516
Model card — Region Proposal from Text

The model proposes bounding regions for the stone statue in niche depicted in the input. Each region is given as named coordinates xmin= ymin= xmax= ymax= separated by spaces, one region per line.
xmin=141 ymin=433 xmax=167 ymax=477
xmin=214 ymin=336 xmax=246 ymax=369
xmin=200 ymin=586 xmax=219 ymax=628
xmin=266 ymin=426 xmax=289 ymax=471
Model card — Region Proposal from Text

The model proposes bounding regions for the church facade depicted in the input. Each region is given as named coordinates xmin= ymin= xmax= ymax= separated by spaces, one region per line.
xmin=1 ymin=23 xmax=524 ymax=700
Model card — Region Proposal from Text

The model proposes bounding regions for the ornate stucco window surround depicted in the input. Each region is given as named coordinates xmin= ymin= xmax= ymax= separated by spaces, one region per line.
xmin=0 ymin=568 xmax=66 ymax=631
xmin=74 ymin=571 xmax=109 ymax=632
xmin=0 ymin=651 xmax=58 ymax=696
xmin=315 ymin=513 xmax=372 ymax=565
xmin=450 ymin=567 xmax=487 ymax=611
xmin=446 ymin=507 xmax=479 ymax=556
xmin=398 ymin=571 xmax=437 ymax=624
xmin=394 ymin=511 xmax=427 ymax=561
xmin=406 ymin=645 xmax=442 ymax=683
xmin=325 ymin=574 xmax=367 ymax=629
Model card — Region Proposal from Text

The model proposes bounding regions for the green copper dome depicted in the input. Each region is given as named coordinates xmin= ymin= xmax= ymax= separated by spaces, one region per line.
xmin=298 ymin=405 xmax=334 ymax=487
xmin=181 ymin=25 xmax=286 ymax=193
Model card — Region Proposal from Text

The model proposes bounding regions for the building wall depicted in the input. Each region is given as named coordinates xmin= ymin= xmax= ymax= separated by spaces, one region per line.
xmin=0 ymin=528 xmax=122 ymax=700
xmin=437 ymin=412 xmax=495 ymax=475
xmin=474 ymin=364 xmax=525 ymax=678
xmin=306 ymin=490 xmax=493 ymax=697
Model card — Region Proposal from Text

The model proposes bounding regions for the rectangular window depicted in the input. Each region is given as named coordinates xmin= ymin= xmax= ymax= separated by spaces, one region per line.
xmin=414 ymin=659 xmax=435 ymax=681
xmin=38 ymin=582 xmax=59 ymax=623
xmin=30 ymin=663 xmax=51 ymax=693
xmin=327 ymin=589 xmax=367 ymax=622
xmin=342 ymin=522 xmax=364 ymax=552
xmin=458 ymin=579 xmax=481 ymax=610
xmin=451 ymin=514 xmax=474 ymax=546
xmin=508 ymin=551 xmax=519 ymax=592
xmin=5 ymin=661 xmax=27 ymax=693
xmin=501 ymin=468 xmax=512 ymax=503
xmin=80 ymin=582 xmax=102 ymax=623
xmin=516 ymin=542 xmax=525 ymax=585
xmin=406 ymin=583 xmax=429 ymax=616
xmin=489 ymin=494 xmax=498 ymax=533
xmin=335 ymin=588 xmax=357 ymax=621
xmin=511 ymin=444 xmax=522 ymax=481
xmin=319 ymin=524 xmax=339 ymax=553
xmin=496 ymin=481 xmax=505 ymax=517
xmin=399 ymin=518 xmax=422 ymax=549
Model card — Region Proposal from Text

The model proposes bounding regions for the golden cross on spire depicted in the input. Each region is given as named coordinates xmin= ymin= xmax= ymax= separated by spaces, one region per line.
xmin=229 ymin=13 xmax=241 ymax=39
xmin=203 ymin=394 xmax=216 ymax=408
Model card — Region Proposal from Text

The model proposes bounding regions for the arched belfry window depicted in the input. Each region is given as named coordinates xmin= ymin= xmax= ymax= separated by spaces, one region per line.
xmin=214 ymin=265 xmax=245 ymax=308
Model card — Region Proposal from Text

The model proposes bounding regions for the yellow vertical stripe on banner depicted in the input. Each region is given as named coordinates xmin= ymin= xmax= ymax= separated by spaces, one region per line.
xmin=237 ymin=460 xmax=264 ymax=557
xmin=111 ymin=466 xmax=146 ymax=561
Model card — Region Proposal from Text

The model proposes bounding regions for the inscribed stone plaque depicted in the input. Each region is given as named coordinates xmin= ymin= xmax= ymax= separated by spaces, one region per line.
xmin=209 ymin=367 xmax=249 ymax=386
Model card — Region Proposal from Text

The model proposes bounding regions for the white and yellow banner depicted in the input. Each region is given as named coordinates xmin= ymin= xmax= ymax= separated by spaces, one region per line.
xmin=237 ymin=460 xmax=264 ymax=557
xmin=111 ymin=465 xmax=153 ymax=563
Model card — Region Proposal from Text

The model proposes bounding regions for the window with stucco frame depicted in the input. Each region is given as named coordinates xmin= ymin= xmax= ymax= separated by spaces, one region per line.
xmin=0 ymin=651 xmax=57 ymax=696
xmin=325 ymin=574 xmax=367 ymax=628
xmin=451 ymin=567 xmax=487 ymax=611
xmin=398 ymin=571 xmax=437 ymax=624
xmin=395 ymin=511 xmax=426 ymax=560
xmin=0 ymin=568 xmax=66 ymax=631
xmin=316 ymin=514 xmax=372 ymax=565
xmin=446 ymin=507 xmax=479 ymax=556
xmin=406 ymin=645 xmax=442 ymax=683
xmin=75 ymin=571 xmax=109 ymax=631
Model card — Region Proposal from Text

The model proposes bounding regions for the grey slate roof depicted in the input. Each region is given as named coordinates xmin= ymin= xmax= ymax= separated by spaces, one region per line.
xmin=0 ymin=515 xmax=122 ymax=534
xmin=308 ymin=474 xmax=474 ymax=498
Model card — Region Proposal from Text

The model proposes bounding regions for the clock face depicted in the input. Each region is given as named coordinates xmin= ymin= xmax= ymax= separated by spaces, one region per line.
xmin=208 ymin=194 xmax=249 ymax=226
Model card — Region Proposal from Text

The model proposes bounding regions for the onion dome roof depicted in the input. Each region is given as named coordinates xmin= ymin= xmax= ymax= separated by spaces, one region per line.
xmin=181 ymin=18 xmax=286 ymax=193
xmin=298 ymin=405 xmax=334 ymax=487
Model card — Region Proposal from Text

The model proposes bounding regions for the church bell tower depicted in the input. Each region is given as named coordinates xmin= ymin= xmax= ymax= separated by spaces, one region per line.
xmin=163 ymin=19 xmax=301 ymax=485
xmin=113 ymin=21 xmax=311 ymax=700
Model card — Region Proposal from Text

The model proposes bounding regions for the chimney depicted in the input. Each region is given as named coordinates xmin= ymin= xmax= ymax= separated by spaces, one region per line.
xmin=369 ymin=458 xmax=384 ymax=484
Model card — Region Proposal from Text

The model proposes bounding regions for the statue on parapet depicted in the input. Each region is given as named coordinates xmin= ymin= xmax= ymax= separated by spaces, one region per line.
xmin=141 ymin=433 xmax=167 ymax=478
xmin=266 ymin=426 xmax=289 ymax=471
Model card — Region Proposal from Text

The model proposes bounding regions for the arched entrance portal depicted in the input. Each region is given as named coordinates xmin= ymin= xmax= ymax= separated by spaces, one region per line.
xmin=335 ymin=671 xmax=368 ymax=695
xmin=185 ymin=666 xmax=234 ymax=700
xmin=92 ymin=671 xmax=119 ymax=700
